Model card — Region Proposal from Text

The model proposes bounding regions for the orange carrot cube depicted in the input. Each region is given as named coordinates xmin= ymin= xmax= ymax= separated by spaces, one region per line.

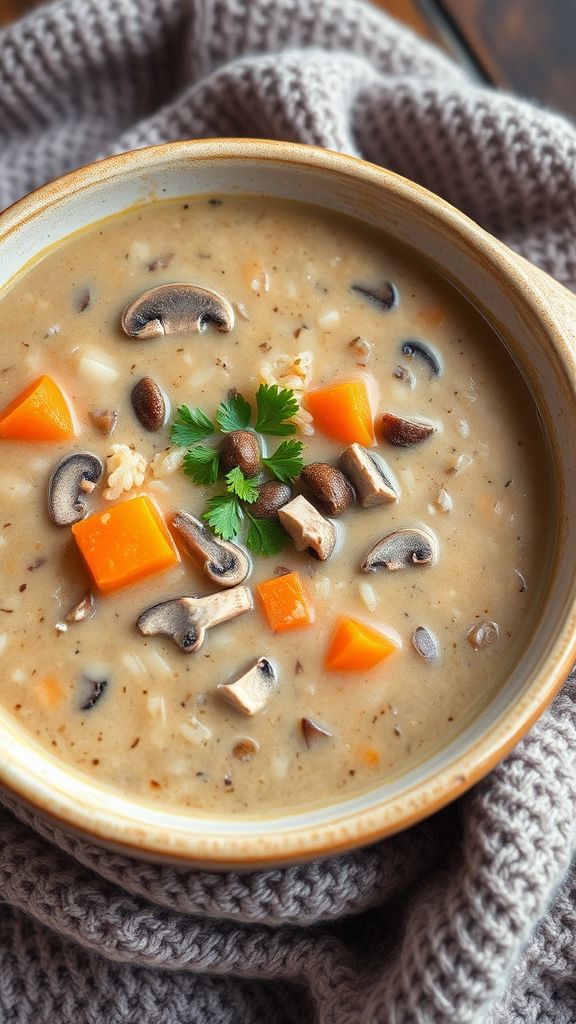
xmin=304 ymin=379 xmax=374 ymax=446
xmin=34 ymin=676 xmax=65 ymax=708
xmin=0 ymin=375 xmax=76 ymax=441
xmin=257 ymin=571 xmax=314 ymax=633
xmin=325 ymin=617 xmax=401 ymax=672
xmin=72 ymin=494 xmax=179 ymax=594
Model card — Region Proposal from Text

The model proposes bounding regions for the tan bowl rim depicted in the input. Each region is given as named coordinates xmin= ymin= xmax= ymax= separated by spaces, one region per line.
xmin=0 ymin=137 xmax=575 ymax=868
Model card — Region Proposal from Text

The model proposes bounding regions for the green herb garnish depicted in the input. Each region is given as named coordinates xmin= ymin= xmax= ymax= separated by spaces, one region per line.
xmin=171 ymin=405 xmax=215 ymax=446
xmin=171 ymin=383 xmax=303 ymax=554
xmin=262 ymin=439 xmax=304 ymax=483
xmin=216 ymin=392 xmax=252 ymax=432
xmin=255 ymin=383 xmax=299 ymax=436
xmin=183 ymin=445 xmax=220 ymax=486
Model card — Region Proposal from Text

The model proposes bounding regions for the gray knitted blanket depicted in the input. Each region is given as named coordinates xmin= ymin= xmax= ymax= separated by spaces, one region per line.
xmin=1 ymin=1 xmax=575 ymax=1021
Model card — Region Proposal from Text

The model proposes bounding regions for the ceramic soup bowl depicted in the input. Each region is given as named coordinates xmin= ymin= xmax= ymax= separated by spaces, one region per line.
xmin=1 ymin=139 xmax=575 ymax=869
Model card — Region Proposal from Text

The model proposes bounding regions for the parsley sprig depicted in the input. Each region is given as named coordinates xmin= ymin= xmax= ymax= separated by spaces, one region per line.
xmin=170 ymin=384 xmax=304 ymax=555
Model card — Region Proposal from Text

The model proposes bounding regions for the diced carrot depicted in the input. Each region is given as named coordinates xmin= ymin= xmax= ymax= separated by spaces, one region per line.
xmin=360 ymin=746 xmax=381 ymax=768
xmin=0 ymin=375 xmax=76 ymax=441
xmin=72 ymin=494 xmax=179 ymax=594
xmin=34 ymin=676 xmax=65 ymax=708
xmin=257 ymin=571 xmax=314 ymax=633
xmin=304 ymin=380 xmax=374 ymax=446
xmin=418 ymin=305 xmax=446 ymax=329
xmin=325 ymin=617 xmax=401 ymax=672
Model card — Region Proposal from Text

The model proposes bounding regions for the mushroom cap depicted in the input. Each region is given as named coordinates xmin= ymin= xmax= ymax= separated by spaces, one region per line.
xmin=362 ymin=527 xmax=438 ymax=572
xmin=250 ymin=480 xmax=293 ymax=519
xmin=400 ymin=339 xmax=443 ymax=376
xmin=351 ymin=280 xmax=398 ymax=311
xmin=220 ymin=430 xmax=261 ymax=478
xmin=171 ymin=510 xmax=250 ymax=587
xmin=131 ymin=376 xmax=166 ymax=432
xmin=381 ymin=412 xmax=438 ymax=447
xmin=300 ymin=463 xmax=355 ymax=516
xmin=121 ymin=283 xmax=235 ymax=339
xmin=48 ymin=452 xmax=103 ymax=526
xmin=412 ymin=626 xmax=440 ymax=661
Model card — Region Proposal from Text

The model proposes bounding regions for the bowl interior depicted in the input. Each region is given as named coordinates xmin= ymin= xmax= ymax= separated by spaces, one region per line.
xmin=1 ymin=140 xmax=575 ymax=867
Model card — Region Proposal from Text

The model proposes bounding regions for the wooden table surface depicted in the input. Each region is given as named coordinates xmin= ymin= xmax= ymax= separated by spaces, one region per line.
xmin=1 ymin=0 xmax=575 ymax=121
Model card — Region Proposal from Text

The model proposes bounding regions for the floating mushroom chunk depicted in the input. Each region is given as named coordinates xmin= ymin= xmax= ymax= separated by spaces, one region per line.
xmin=362 ymin=528 xmax=438 ymax=573
xmin=250 ymin=480 xmax=293 ymax=519
xmin=48 ymin=452 xmax=103 ymax=526
xmin=351 ymin=280 xmax=398 ymax=311
xmin=393 ymin=364 xmax=416 ymax=389
xmin=400 ymin=339 xmax=443 ymax=377
xmin=300 ymin=463 xmax=355 ymax=516
xmin=412 ymin=626 xmax=440 ymax=661
xmin=232 ymin=737 xmax=259 ymax=760
xmin=278 ymin=495 xmax=336 ymax=560
xmin=339 ymin=443 xmax=399 ymax=507
xmin=65 ymin=591 xmax=95 ymax=623
xmin=136 ymin=586 xmax=253 ymax=652
xmin=218 ymin=657 xmax=278 ymax=715
xmin=79 ymin=671 xmax=108 ymax=711
xmin=301 ymin=717 xmax=333 ymax=747
xmin=171 ymin=510 xmax=250 ymax=587
xmin=131 ymin=376 xmax=166 ymax=432
xmin=121 ymin=283 xmax=235 ymax=339
xmin=220 ymin=430 xmax=261 ymax=477
xmin=381 ymin=412 xmax=438 ymax=448
xmin=467 ymin=621 xmax=499 ymax=649
xmin=89 ymin=409 xmax=118 ymax=435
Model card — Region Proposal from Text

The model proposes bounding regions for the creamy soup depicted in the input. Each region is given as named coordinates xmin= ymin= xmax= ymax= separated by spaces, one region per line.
xmin=0 ymin=196 xmax=552 ymax=814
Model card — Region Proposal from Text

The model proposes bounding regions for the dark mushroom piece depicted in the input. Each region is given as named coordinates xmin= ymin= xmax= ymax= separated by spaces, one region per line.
xmin=171 ymin=510 xmax=250 ymax=587
xmin=79 ymin=673 xmax=108 ymax=711
xmin=250 ymin=481 xmax=293 ymax=519
xmin=381 ymin=412 xmax=438 ymax=447
xmin=131 ymin=376 xmax=166 ymax=432
xmin=136 ymin=586 xmax=252 ymax=652
xmin=232 ymin=737 xmax=259 ymax=760
xmin=362 ymin=528 xmax=438 ymax=573
xmin=339 ymin=444 xmax=399 ymax=507
xmin=301 ymin=717 xmax=333 ymax=747
xmin=412 ymin=626 xmax=440 ymax=661
xmin=66 ymin=591 xmax=95 ymax=623
xmin=351 ymin=280 xmax=398 ymax=311
xmin=121 ymin=283 xmax=234 ymax=339
xmin=48 ymin=453 xmax=103 ymax=527
xmin=400 ymin=339 xmax=443 ymax=377
xmin=300 ymin=463 xmax=355 ymax=517
xmin=218 ymin=657 xmax=278 ymax=715
xmin=89 ymin=409 xmax=118 ymax=435
xmin=278 ymin=495 xmax=336 ymax=560
xmin=220 ymin=430 xmax=261 ymax=477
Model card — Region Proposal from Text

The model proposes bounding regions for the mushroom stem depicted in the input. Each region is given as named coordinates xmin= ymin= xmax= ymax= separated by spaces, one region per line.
xmin=218 ymin=657 xmax=279 ymax=715
xmin=136 ymin=586 xmax=253 ymax=652
xmin=171 ymin=510 xmax=250 ymax=587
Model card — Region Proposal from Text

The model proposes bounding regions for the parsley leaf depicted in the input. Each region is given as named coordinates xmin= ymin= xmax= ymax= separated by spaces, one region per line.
xmin=245 ymin=514 xmax=287 ymax=556
xmin=170 ymin=405 xmax=215 ymax=447
xmin=202 ymin=494 xmax=243 ymax=540
xmin=225 ymin=466 xmax=259 ymax=503
xmin=262 ymin=439 xmax=304 ymax=483
xmin=254 ymin=383 xmax=298 ymax=436
xmin=183 ymin=445 xmax=220 ymax=485
xmin=216 ymin=392 xmax=252 ymax=432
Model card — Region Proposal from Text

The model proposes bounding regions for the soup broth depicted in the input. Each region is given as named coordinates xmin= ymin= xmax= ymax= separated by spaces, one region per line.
xmin=0 ymin=196 xmax=553 ymax=814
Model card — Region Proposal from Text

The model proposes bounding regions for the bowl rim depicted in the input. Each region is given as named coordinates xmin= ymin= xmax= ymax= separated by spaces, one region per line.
xmin=1 ymin=137 xmax=575 ymax=868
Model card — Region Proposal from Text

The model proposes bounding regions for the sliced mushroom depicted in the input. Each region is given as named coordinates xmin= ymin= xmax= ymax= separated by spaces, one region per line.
xmin=48 ymin=453 xmax=103 ymax=526
xmin=351 ymin=280 xmax=398 ymax=311
xmin=381 ymin=412 xmax=438 ymax=447
xmin=278 ymin=495 xmax=336 ymax=561
xmin=121 ymin=283 xmax=234 ymax=339
xmin=339 ymin=444 xmax=399 ymax=507
xmin=232 ymin=737 xmax=259 ymax=760
xmin=171 ymin=510 xmax=250 ymax=587
xmin=218 ymin=657 xmax=278 ymax=715
xmin=412 ymin=626 xmax=440 ymax=661
xmin=362 ymin=528 xmax=438 ymax=573
xmin=300 ymin=463 xmax=355 ymax=516
xmin=131 ymin=376 xmax=166 ymax=431
xmin=136 ymin=586 xmax=252 ymax=652
xmin=301 ymin=717 xmax=333 ymax=747
xmin=467 ymin=621 xmax=499 ymax=649
xmin=89 ymin=409 xmax=118 ymax=435
xmin=250 ymin=481 xmax=293 ymax=519
xmin=65 ymin=591 xmax=95 ymax=623
xmin=79 ymin=672 xmax=108 ymax=711
xmin=401 ymin=339 xmax=443 ymax=376
xmin=220 ymin=430 xmax=261 ymax=477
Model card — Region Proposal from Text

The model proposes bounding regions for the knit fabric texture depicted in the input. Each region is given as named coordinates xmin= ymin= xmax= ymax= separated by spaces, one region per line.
xmin=1 ymin=1 xmax=576 ymax=1021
